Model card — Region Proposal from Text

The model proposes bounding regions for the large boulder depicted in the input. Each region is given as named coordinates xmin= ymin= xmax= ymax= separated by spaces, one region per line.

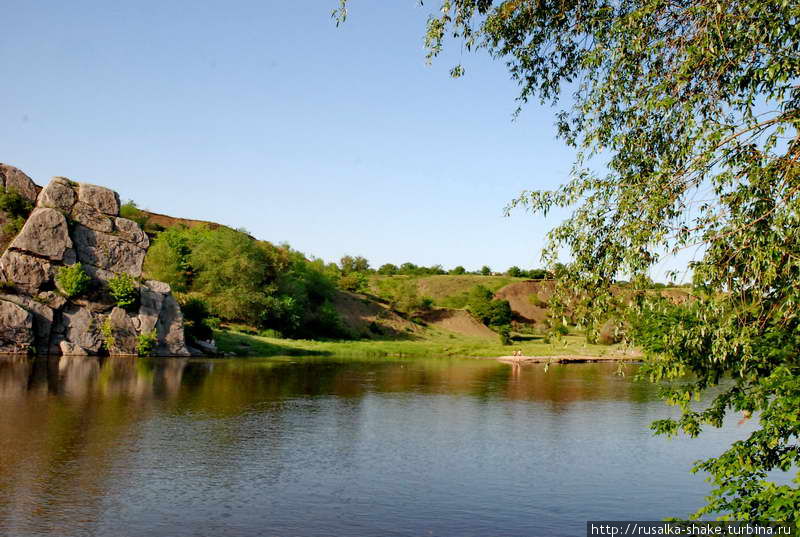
xmin=0 ymin=250 xmax=53 ymax=293
xmin=77 ymin=183 xmax=119 ymax=216
xmin=9 ymin=208 xmax=73 ymax=261
xmin=0 ymin=165 xmax=190 ymax=357
xmin=0 ymin=164 xmax=38 ymax=202
xmin=0 ymin=300 xmax=34 ymax=353
xmin=0 ymin=294 xmax=54 ymax=352
xmin=71 ymin=201 xmax=113 ymax=233
xmin=56 ymin=305 xmax=103 ymax=354
xmin=37 ymin=177 xmax=76 ymax=212
xmin=154 ymin=293 xmax=190 ymax=357
xmin=106 ymin=307 xmax=138 ymax=356
xmin=72 ymin=224 xmax=146 ymax=277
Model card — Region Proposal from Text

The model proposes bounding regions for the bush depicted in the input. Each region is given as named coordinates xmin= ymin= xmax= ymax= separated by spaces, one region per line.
xmin=0 ymin=186 xmax=33 ymax=220
xmin=338 ymin=271 xmax=368 ymax=292
xmin=498 ymin=324 xmax=512 ymax=345
xmin=101 ymin=318 xmax=116 ymax=352
xmin=480 ymin=265 xmax=492 ymax=275
xmin=180 ymin=296 xmax=214 ymax=342
xmin=56 ymin=263 xmax=91 ymax=298
xmin=119 ymin=200 xmax=149 ymax=229
xmin=466 ymin=285 xmax=512 ymax=327
xmin=108 ymin=273 xmax=138 ymax=308
xmin=136 ymin=330 xmax=157 ymax=356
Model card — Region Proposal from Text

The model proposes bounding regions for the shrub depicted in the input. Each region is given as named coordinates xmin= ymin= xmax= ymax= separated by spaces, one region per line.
xmin=55 ymin=263 xmax=91 ymax=298
xmin=101 ymin=318 xmax=116 ymax=352
xmin=338 ymin=271 xmax=368 ymax=292
xmin=497 ymin=324 xmax=512 ymax=345
xmin=181 ymin=296 xmax=214 ymax=342
xmin=0 ymin=186 xmax=34 ymax=220
xmin=119 ymin=200 xmax=149 ymax=229
xmin=480 ymin=265 xmax=492 ymax=275
xmin=108 ymin=273 xmax=138 ymax=308
xmin=2 ymin=215 xmax=26 ymax=237
xmin=450 ymin=265 xmax=466 ymax=275
xmin=507 ymin=266 xmax=522 ymax=277
xmin=136 ymin=330 xmax=158 ymax=356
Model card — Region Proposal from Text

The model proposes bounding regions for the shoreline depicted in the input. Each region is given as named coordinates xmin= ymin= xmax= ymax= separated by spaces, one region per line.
xmin=489 ymin=352 xmax=642 ymax=364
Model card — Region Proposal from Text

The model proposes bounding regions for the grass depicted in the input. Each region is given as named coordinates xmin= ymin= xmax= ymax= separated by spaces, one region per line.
xmin=215 ymin=325 xmax=631 ymax=359
xmin=368 ymin=274 xmax=528 ymax=308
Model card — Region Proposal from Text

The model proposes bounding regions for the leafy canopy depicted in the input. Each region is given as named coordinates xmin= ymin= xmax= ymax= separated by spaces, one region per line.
xmin=337 ymin=0 xmax=800 ymax=520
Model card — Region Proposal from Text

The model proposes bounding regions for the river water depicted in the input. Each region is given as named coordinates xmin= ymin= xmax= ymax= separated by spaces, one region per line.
xmin=0 ymin=355 xmax=757 ymax=537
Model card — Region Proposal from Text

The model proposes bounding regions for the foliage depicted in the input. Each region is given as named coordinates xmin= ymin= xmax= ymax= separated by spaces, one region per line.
xmin=0 ymin=186 xmax=33 ymax=221
xmin=55 ymin=263 xmax=91 ymax=298
xmin=143 ymin=227 xmax=191 ymax=292
xmin=101 ymin=318 xmax=115 ymax=352
xmin=480 ymin=265 xmax=491 ymax=276
xmin=180 ymin=296 xmax=215 ymax=343
xmin=338 ymin=271 xmax=369 ymax=293
xmin=108 ymin=273 xmax=138 ymax=309
xmin=119 ymin=200 xmax=149 ymax=229
xmin=466 ymin=285 xmax=512 ymax=327
xmin=377 ymin=263 xmax=399 ymax=275
xmin=449 ymin=265 xmax=466 ymax=275
xmin=136 ymin=330 xmax=157 ymax=356
xmin=143 ymin=225 xmax=344 ymax=338
xmin=337 ymin=0 xmax=800 ymax=520
xmin=339 ymin=255 xmax=370 ymax=274
xmin=0 ymin=186 xmax=34 ymax=238
xmin=497 ymin=324 xmax=512 ymax=345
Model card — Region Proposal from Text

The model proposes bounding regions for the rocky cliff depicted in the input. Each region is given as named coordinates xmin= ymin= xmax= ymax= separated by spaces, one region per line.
xmin=0 ymin=164 xmax=189 ymax=356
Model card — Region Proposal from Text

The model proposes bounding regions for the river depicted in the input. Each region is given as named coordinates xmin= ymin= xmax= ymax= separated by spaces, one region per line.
xmin=0 ymin=355 xmax=757 ymax=537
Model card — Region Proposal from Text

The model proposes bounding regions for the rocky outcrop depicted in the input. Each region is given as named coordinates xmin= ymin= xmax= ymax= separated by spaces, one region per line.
xmin=0 ymin=169 xmax=189 ymax=357
xmin=0 ymin=164 xmax=39 ymax=202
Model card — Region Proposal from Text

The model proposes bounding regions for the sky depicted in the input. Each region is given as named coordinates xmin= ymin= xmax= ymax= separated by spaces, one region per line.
xmin=0 ymin=0 xmax=686 ymax=278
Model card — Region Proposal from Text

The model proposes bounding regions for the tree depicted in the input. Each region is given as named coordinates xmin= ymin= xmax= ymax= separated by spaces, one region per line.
xmin=506 ymin=266 xmax=522 ymax=277
xmin=339 ymin=255 xmax=370 ymax=274
xmin=450 ymin=265 xmax=466 ymax=275
xmin=480 ymin=265 xmax=491 ymax=276
xmin=337 ymin=0 xmax=800 ymax=520
xmin=377 ymin=263 xmax=399 ymax=275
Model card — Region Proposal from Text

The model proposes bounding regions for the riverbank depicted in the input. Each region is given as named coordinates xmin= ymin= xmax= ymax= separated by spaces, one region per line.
xmin=214 ymin=327 xmax=638 ymax=360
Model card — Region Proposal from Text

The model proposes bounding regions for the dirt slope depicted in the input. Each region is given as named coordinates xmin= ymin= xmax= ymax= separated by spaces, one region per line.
xmin=331 ymin=291 xmax=422 ymax=339
xmin=419 ymin=308 xmax=498 ymax=339
xmin=493 ymin=280 xmax=556 ymax=324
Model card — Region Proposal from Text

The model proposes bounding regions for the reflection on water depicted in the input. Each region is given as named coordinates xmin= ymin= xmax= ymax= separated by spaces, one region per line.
xmin=0 ymin=356 xmax=756 ymax=537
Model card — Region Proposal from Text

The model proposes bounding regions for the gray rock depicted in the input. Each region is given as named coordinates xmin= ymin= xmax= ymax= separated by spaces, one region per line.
xmin=137 ymin=283 xmax=165 ymax=333
xmin=0 ymin=299 xmax=34 ymax=353
xmin=72 ymin=224 xmax=146 ymax=277
xmin=58 ymin=305 xmax=103 ymax=353
xmin=0 ymin=250 xmax=52 ymax=293
xmin=107 ymin=307 xmax=137 ymax=355
xmin=0 ymin=294 xmax=54 ymax=353
xmin=37 ymin=177 xmax=76 ymax=211
xmin=154 ymin=294 xmax=190 ymax=356
xmin=114 ymin=217 xmax=149 ymax=248
xmin=37 ymin=291 xmax=67 ymax=310
xmin=77 ymin=183 xmax=119 ymax=216
xmin=59 ymin=341 xmax=89 ymax=356
xmin=0 ymin=163 xmax=38 ymax=202
xmin=144 ymin=280 xmax=170 ymax=294
xmin=71 ymin=201 xmax=113 ymax=233
xmin=193 ymin=339 xmax=218 ymax=355
xmin=9 ymin=208 xmax=73 ymax=261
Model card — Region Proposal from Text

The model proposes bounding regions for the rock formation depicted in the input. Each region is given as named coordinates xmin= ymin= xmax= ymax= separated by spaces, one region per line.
xmin=0 ymin=165 xmax=189 ymax=356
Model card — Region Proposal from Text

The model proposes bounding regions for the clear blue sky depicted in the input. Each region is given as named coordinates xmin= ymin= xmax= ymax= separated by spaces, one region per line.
xmin=2 ymin=1 xmax=685 ymax=278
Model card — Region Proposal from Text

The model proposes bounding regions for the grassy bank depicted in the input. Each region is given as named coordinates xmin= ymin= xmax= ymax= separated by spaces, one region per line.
xmin=215 ymin=327 xmax=633 ymax=359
